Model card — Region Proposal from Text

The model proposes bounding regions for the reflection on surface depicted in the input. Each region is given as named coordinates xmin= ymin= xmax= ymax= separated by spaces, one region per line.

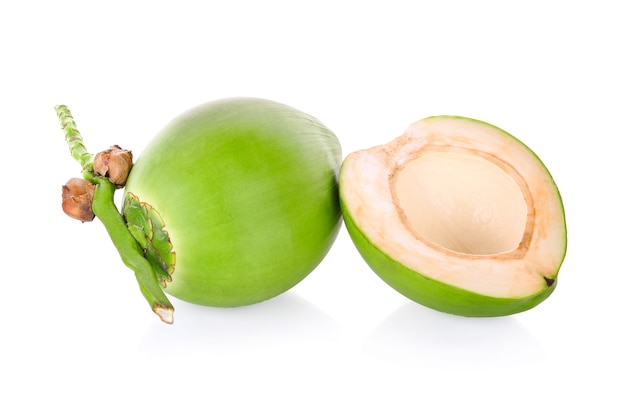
xmin=140 ymin=292 xmax=340 ymax=357
xmin=364 ymin=301 xmax=545 ymax=369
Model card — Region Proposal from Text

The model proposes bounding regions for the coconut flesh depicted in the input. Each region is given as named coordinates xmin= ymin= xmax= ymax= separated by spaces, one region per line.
xmin=340 ymin=116 xmax=566 ymax=313
xmin=394 ymin=149 xmax=528 ymax=256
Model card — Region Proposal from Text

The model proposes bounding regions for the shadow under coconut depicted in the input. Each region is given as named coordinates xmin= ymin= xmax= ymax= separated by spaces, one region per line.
xmin=139 ymin=291 xmax=340 ymax=357
xmin=363 ymin=301 xmax=546 ymax=369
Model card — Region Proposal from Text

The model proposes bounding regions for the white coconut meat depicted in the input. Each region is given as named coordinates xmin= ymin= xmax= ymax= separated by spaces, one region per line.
xmin=341 ymin=116 xmax=566 ymax=299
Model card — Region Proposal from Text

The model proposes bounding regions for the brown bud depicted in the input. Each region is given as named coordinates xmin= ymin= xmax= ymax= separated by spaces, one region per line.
xmin=94 ymin=145 xmax=133 ymax=187
xmin=62 ymin=178 xmax=96 ymax=222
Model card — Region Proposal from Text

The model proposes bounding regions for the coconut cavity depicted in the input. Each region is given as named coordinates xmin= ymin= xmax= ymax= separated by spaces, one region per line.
xmin=393 ymin=149 xmax=529 ymax=256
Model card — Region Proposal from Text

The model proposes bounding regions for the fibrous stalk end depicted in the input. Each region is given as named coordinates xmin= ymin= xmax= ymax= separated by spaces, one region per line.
xmin=153 ymin=304 xmax=174 ymax=324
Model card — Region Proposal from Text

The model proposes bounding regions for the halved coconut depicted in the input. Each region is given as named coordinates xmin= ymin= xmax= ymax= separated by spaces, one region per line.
xmin=340 ymin=116 xmax=567 ymax=316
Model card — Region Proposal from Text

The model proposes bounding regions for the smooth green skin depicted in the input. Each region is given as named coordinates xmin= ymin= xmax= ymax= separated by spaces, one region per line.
xmin=339 ymin=116 xmax=566 ymax=317
xmin=124 ymin=98 xmax=342 ymax=307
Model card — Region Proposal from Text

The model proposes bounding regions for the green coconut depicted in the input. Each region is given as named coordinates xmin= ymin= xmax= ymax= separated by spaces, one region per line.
xmin=339 ymin=116 xmax=567 ymax=316
xmin=122 ymin=97 xmax=342 ymax=307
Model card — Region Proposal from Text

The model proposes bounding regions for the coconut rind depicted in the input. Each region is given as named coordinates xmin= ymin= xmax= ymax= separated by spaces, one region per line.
xmin=342 ymin=208 xmax=556 ymax=316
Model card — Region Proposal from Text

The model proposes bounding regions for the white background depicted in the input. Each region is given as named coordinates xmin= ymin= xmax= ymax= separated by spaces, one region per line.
xmin=1 ymin=1 xmax=624 ymax=391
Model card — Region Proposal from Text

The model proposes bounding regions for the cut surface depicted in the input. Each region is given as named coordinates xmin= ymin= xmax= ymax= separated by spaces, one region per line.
xmin=394 ymin=149 xmax=528 ymax=256
xmin=340 ymin=116 xmax=566 ymax=302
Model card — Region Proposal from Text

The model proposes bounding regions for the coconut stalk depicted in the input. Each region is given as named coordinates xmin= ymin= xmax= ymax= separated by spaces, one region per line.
xmin=55 ymin=105 xmax=174 ymax=324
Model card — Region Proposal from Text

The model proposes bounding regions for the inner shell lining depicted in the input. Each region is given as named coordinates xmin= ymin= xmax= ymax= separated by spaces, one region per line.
xmin=394 ymin=150 xmax=528 ymax=256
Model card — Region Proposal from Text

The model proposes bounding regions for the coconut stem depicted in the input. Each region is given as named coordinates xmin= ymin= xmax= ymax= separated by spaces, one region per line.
xmin=91 ymin=178 xmax=174 ymax=324
xmin=55 ymin=105 xmax=95 ymax=179
xmin=55 ymin=105 xmax=174 ymax=324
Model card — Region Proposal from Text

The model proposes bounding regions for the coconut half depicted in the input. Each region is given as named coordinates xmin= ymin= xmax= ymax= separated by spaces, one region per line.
xmin=340 ymin=116 xmax=567 ymax=316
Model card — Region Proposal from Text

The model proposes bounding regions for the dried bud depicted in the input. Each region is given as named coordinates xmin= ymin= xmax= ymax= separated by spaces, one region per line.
xmin=62 ymin=178 xmax=96 ymax=222
xmin=94 ymin=145 xmax=133 ymax=187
